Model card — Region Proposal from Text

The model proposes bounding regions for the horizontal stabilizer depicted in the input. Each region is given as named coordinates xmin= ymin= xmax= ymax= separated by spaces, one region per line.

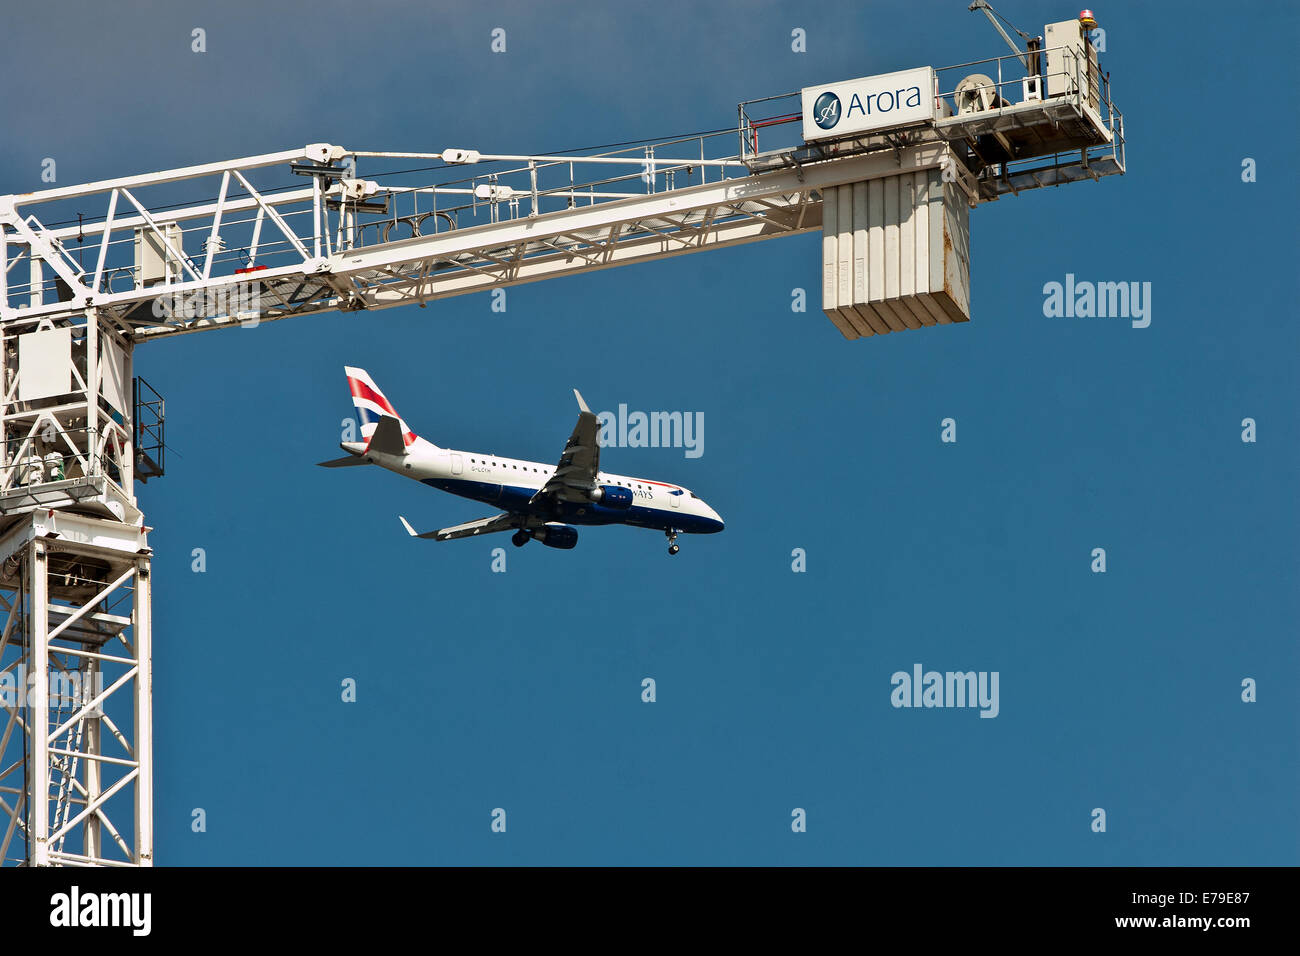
xmin=316 ymin=455 xmax=368 ymax=468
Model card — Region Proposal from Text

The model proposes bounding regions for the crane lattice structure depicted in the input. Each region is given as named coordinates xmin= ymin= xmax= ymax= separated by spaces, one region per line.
xmin=0 ymin=24 xmax=1122 ymax=865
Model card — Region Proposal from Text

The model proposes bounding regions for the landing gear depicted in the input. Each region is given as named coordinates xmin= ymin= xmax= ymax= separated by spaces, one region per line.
xmin=666 ymin=529 xmax=680 ymax=555
xmin=511 ymin=529 xmax=530 ymax=548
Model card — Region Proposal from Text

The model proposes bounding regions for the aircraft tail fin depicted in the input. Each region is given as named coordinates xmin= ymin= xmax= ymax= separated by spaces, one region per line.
xmin=345 ymin=369 xmax=421 ymax=450
xmin=342 ymin=366 xmax=438 ymax=452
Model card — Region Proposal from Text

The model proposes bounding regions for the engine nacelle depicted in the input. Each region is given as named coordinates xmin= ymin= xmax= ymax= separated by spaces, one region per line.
xmin=534 ymin=524 xmax=579 ymax=550
xmin=590 ymin=485 xmax=634 ymax=510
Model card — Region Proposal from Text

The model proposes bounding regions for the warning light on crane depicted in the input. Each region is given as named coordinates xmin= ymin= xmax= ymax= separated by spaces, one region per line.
xmin=1078 ymin=9 xmax=1098 ymax=29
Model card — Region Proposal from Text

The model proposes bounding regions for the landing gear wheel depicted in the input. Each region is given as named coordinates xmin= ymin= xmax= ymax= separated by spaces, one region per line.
xmin=666 ymin=529 xmax=680 ymax=555
xmin=511 ymin=530 xmax=530 ymax=547
xmin=668 ymin=544 xmax=680 ymax=555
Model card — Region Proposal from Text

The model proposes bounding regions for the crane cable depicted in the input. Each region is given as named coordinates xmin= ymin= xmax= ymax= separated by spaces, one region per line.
xmin=970 ymin=0 xmax=1032 ymax=41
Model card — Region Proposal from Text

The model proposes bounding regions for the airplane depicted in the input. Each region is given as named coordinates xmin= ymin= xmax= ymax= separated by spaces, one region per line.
xmin=317 ymin=367 xmax=724 ymax=554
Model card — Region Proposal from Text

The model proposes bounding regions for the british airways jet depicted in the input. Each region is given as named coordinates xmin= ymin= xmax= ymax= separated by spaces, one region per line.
xmin=317 ymin=367 xmax=724 ymax=554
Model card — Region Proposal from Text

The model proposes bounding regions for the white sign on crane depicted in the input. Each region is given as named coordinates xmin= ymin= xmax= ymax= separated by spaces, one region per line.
xmin=800 ymin=66 xmax=936 ymax=143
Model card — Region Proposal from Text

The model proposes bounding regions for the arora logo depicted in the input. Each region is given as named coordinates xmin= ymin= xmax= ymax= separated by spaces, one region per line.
xmin=812 ymin=91 xmax=841 ymax=130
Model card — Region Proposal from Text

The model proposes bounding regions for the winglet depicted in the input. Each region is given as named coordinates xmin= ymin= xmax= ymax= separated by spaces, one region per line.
xmin=573 ymin=388 xmax=591 ymax=414
xmin=399 ymin=515 xmax=444 ymax=540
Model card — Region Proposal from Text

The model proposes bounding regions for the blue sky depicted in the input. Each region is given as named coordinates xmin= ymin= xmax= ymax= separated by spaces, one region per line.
xmin=5 ymin=0 xmax=1295 ymax=865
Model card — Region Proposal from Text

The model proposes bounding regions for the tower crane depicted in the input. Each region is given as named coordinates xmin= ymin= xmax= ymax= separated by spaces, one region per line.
xmin=0 ymin=11 xmax=1121 ymax=866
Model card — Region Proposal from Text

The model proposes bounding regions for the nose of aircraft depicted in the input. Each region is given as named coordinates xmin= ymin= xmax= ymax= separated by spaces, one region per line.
xmin=705 ymin=503 xmax=725 ymax=532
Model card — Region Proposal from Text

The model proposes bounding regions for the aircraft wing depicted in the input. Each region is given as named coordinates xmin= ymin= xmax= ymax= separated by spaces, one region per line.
xmin=399 ymin=514 xmax=516 ymax=541
xmin=529 ymin=389 xmax=601 ymax=507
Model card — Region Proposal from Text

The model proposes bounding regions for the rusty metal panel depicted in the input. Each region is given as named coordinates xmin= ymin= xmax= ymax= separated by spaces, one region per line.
xmin=942 ymin=179 xmax=971 ymax=320
xmin=923 ymin=171 xmax=971 ymax=325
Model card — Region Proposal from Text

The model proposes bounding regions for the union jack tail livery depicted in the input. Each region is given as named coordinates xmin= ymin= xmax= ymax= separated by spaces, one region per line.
xmin=344 ymin=366 xmax=421 ymax=450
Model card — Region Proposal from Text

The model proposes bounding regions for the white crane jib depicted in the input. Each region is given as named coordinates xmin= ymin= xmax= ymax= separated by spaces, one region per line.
xmin=0 ymin=27 xmax=1122 ymax=344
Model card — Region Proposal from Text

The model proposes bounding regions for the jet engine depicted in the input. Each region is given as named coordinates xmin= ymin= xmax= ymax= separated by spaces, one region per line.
xmin=590 ymin=485 xmax=634 ymax=510
xmin=534 ymin=524 xmax=579 ymax=549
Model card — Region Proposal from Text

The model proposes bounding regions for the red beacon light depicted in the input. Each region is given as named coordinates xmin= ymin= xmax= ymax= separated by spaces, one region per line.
xmin=1078 ymin=9 xmax=1098 ymax=29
